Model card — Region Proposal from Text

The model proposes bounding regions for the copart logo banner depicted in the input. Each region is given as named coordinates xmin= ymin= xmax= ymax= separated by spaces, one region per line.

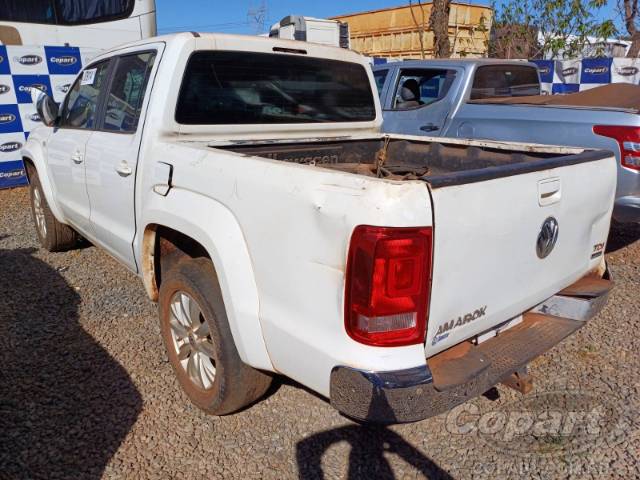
xmin=45 ymin=46 xmax=82 ymax=75
xmin=580 ymin=58 xmax=612 ymax=84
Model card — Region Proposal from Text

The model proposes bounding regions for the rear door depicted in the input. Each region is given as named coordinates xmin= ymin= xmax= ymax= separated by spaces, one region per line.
xmin=424 ymin=152 xmax=616 ymax=357
xmin=46 ymin=59 xmax=111 ymax=234
xmin=382 ymin=67 xmax=460 ymax=136
xmin=84 ymin=49 xmax=159 ymax=270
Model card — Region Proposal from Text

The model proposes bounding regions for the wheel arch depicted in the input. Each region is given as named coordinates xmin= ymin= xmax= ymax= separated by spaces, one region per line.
xmin=139 ymin=192 xmax=274 ymax=372
xmin=21 ymin=146 xmax=65 ymax=223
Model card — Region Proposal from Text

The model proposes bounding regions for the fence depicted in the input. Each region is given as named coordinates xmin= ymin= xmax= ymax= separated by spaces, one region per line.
xmin=532 ymin=57 xmax=640 ymax=94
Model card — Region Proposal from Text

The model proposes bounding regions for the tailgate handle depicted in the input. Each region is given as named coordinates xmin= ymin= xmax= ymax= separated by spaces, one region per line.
xmin=538 ymin=178 xmax=561 ymax=206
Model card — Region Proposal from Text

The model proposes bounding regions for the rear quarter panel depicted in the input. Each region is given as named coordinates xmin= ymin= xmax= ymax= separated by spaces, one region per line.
xmin=138 ymin=141 xmax=434 ymax=397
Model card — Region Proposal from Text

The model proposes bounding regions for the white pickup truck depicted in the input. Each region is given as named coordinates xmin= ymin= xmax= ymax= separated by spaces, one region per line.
xmin=23 ymin=33 xmax=616 ymax=424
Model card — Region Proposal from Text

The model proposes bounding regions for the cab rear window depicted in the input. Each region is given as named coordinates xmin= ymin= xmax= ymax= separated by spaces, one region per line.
xmin=175 ymin=51 xmax=376 ymax=125
xmin=470 ymin=65 xmax=540 ymax=100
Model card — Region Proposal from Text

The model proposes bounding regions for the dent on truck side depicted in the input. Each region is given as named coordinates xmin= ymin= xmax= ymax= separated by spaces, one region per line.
xmin=142 ymin=140 xmax=435 ymax=397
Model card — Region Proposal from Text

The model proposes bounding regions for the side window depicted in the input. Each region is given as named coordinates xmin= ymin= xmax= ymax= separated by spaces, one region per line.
xmin=0 ymin=0 xmax=55 ymax=23
xmin=373 ymin=70 xmax=388 ymax=99
xmin=55 ymin=0 xmax=134 ymax=25
xmin=59 ymin=60 xmax=111 ymax=129
xmin=0 ymin=0 xmax=133 ymax=24
xmin=392 ymin=69 xmax=457 ymax=110
xmin=101 ymin=52 xmax=156 ymax=133
xmin=470 ymin=66 xmax=540 ymax=100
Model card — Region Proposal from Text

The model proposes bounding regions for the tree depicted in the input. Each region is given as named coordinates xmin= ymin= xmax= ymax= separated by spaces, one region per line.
xmin=409 ymin=0 xmax=451 ymax=58
xmin=490 ymin=0 xmax=616 ymax=59
xmin=408 ymin=0 xmax=427 ymax=58
xmin=430 ymin=0 xmax=452 ymax=58
xmin=622 ymin=0 xmax=640 ymax=57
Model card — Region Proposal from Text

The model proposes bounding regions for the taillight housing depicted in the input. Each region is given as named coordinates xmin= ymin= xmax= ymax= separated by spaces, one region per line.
xmin=344 ymin=225 xmax=433 ymax=347
xmin=593 ymin=125 xmax=640 ymax=171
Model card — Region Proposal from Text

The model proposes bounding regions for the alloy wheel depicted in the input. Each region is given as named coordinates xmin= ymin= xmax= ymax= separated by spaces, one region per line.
xmin=168 ymin=291 xmax=217 ymax=390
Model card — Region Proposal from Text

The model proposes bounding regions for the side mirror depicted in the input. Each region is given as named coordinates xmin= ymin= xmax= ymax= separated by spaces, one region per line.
xmin=31 ymin=87 xmax=59 ymax=127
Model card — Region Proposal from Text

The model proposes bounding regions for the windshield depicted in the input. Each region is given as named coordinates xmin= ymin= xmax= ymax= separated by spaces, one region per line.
xmin=175 ymin=51 xmax=376 ymax=125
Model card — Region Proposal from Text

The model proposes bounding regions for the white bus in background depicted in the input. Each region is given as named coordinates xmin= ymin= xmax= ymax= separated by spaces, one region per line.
xmin=0 ymin=0 xmax=156 ymax=49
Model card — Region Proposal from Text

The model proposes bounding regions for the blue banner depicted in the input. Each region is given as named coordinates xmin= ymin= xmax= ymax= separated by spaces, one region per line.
xmin=45 ymin=46 xmax=82 ymax=75
xmin=532 ymin=60 xmax=554 ymax=84
xmin=12 ymin=75 xmax=54 ymax=104
xmin=0 ymin=104 xmax=23 ymax=134
xmin=0 ymin=46 xmax=9 ymax=75
xmin=581 ymin=57 xmax=612 ymax=84
xmin=552 ymin=83 xmax=580 ymax=94
xmin=0 ymin=160 xmax=27 ymax=188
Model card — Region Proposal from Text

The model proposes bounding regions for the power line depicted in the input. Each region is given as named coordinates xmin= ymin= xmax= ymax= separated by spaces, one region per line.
xmin=158 ymin=17 xmax=277 ymax=34
xmin=247 ymin=0 xmax=267 ymax=34
xmin=157 ymin=21 xmax=252 ymax=32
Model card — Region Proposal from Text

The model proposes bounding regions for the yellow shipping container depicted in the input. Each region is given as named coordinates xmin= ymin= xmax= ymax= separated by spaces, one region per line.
xmin=331 ymin=2 xmax=493 ymax=59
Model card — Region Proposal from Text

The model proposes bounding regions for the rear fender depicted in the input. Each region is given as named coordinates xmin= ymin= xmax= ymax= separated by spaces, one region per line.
xmin=139 ymin=189 xmax=274 ymax=372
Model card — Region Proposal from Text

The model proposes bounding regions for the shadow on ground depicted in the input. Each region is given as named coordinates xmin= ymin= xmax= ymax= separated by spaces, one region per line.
xmin=296 ymin=425 xmax=453 ymax=480
xmin=0 ymin=248 xmax=142 ymax=479
xmin=607 ymin=220 xmax=640 ymax=253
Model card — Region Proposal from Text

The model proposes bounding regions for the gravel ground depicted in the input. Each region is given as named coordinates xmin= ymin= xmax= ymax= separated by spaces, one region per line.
xmin=0 ymin=186 xmax=638 ymax=480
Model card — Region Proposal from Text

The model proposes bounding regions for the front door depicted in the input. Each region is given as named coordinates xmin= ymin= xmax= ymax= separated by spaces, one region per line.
xmin=84 ymin=50 xmax=158 ymax=270
xmin=46 ymin=59 xmax=112 ymax=234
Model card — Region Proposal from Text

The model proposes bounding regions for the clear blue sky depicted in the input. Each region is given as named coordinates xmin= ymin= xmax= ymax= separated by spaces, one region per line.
xmin=156 ymin=0 xmax=619 ymax=36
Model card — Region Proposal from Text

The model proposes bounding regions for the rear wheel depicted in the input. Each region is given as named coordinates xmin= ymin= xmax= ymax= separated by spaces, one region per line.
xmin=159 ymin=257 xmax=271 ymax=415
xmin=28 ymin=168 xmax=79 ymax=252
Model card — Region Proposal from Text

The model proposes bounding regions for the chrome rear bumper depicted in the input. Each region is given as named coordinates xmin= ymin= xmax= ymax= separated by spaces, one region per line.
xmin=330 ymin=276 xmax=613 ymax=424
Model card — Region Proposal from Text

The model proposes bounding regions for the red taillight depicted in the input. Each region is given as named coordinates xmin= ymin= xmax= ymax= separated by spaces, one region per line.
xmin=593 ymin=125 xmax=640 ymax=171
xmin=344 ymin=225 xmax=433 ymax=347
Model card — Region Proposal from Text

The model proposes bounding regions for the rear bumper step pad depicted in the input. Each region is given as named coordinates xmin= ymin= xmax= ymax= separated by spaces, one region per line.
xmin=330 ymin=276 xmax=613 ymax=424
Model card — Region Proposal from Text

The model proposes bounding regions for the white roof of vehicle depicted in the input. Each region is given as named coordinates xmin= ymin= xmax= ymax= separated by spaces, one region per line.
xmin=94 ymin=31 xmax=366 ymax=65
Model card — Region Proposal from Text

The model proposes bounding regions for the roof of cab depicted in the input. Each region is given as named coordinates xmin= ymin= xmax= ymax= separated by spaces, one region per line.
xmin=91 ymin=32 xmax=369 ymax=65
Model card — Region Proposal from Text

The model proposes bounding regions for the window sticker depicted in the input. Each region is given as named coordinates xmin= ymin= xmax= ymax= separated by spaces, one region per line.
xmin=81 ymin=68 xmax=97 ymax=85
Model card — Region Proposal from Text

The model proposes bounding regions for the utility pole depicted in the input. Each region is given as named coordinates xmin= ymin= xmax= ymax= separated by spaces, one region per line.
xmin=247 ymin=1 xmax=267 ymax=34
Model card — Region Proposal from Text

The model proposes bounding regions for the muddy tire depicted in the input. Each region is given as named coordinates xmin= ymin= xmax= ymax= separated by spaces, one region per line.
xmin=158 ymin=257 xmax=272 ymax=415
xmin=28 ymin=168 xmax=79 ymax=252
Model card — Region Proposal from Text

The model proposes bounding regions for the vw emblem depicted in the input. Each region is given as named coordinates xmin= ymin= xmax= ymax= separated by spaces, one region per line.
xmin=537 ymin=217 xmax=559 ymax=259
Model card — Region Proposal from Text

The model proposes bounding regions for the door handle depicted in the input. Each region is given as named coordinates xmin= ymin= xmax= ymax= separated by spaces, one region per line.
xmin=71 ymin=151 xmax=83 ymax=164
xmin=420 ymin=124 xmax=439 ymax=133
xmin=116 ymin=161 xmax=133 ymax=177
